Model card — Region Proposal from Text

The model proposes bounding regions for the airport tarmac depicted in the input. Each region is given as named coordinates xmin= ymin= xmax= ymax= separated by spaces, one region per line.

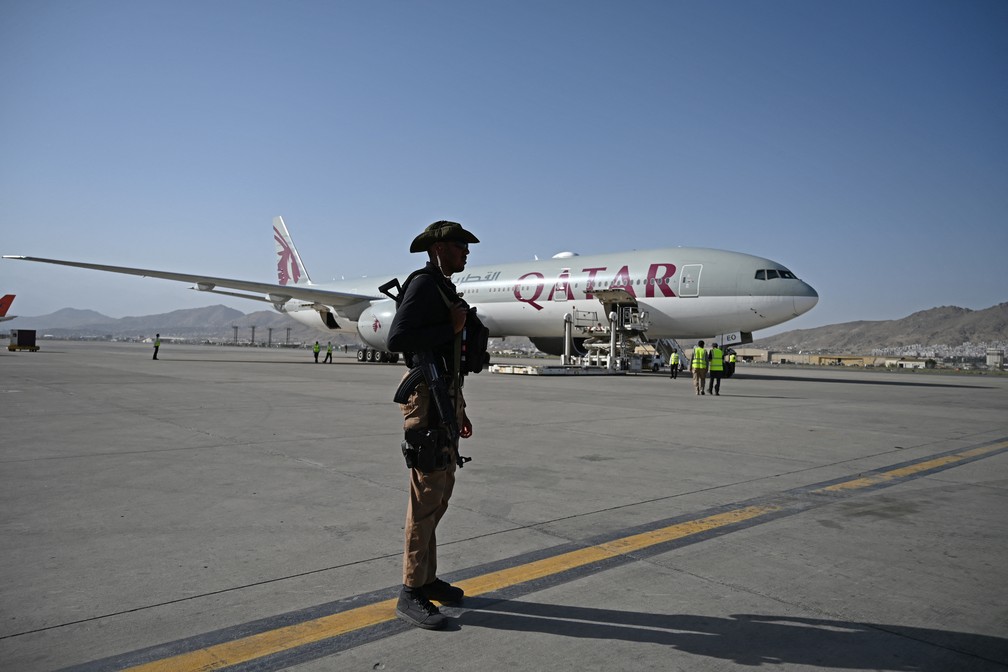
xmin=1 ymin=341 xmax=1006 ymax=671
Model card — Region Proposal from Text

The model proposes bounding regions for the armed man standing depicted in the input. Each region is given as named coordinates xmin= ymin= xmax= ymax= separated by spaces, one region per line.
xmin=387 ymin=220 xmax=481 ymax=630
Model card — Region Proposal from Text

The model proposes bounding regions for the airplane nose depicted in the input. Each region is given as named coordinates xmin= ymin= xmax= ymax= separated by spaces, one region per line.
xmin=793 ymin=283 xmax=819 ymax=316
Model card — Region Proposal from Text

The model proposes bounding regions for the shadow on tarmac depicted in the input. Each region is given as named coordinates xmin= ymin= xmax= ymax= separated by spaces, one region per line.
xmin=455 ymin=599 xmax=1008 ymax=670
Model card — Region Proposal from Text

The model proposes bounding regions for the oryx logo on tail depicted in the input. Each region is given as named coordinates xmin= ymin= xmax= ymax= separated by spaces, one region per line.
xmin=273 ymin=216 xmax=311 ymax=286
xmin=274 ymin=227 xmax=300 ymax=285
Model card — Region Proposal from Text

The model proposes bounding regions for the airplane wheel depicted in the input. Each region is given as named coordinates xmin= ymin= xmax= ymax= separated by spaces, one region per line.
xmin=357 ymin=349 xmax=366 ymax=362
xmin=378 ymin=351 xmax=389 ymax=363
xmin=390 ymin=353 xmax=400 ymax=364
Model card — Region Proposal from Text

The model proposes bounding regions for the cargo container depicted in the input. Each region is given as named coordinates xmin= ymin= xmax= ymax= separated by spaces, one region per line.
xmin=8 ymin=329 xmax=40 ymax=352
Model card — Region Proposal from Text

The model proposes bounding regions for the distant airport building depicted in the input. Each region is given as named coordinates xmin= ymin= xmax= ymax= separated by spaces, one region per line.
xmin=734 ymin=348 xmax=944 ymax=368
xmin=884 ymin=358 xmax=928 ymax=369
xmin=705 ymin=344 xmax=1007 ymax=371
xmin=734 ymin=348 xmax=885 ymax=367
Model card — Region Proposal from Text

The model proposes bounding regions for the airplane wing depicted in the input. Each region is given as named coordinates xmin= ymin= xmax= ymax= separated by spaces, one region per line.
xmin=2 ymin=256 xmax=379 ymax=314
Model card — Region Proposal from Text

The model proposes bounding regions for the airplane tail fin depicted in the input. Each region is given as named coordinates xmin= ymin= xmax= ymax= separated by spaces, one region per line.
xmin=0 ymin=294 xmax=14 ymax=317
xmin=273 ymin=217 xmax=313 ymax=286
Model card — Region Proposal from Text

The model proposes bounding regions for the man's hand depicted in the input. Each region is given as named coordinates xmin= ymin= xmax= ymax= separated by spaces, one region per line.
xmin=460 ymin=412 xmax=473 ymax=439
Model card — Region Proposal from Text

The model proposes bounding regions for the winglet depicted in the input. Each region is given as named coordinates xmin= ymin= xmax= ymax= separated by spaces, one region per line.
xmin=273 ymin=216 xmax=312 ymax=286
xmin=0 ymin=294 xmax=14 ymax=317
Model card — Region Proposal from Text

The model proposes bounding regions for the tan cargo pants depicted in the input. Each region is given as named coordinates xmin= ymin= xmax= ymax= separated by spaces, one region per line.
xmin=692 ymin=367 xmax=707 ymax=394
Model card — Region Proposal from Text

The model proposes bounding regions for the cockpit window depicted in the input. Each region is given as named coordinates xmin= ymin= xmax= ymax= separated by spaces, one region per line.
xmin=756 ymin=268 xmax=799 ymax=280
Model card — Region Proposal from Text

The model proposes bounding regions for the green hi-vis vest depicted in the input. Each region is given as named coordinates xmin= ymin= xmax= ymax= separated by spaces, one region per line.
xmin=709 ymin=348 xmax=724 ymax=372
xmin=313 ymin=343 xmax=320 ymax=353
xmin=692 ymin=347 xmax=707 ymax=369
xmin=729 ymin=353 xmax=737 ymax=363
xmin=670 ymin=352 xmax=679 ymax=365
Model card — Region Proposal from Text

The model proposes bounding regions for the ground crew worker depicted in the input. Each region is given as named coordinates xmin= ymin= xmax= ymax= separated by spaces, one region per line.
xmin=691 ymin=340 xmax=707 ymax=395
xmin=324 ymin=341 xmax=333 ymax=363
xmin=153 ymin=333 xmax=161 ymax=360
xmin=313 ymin=341 xmax=320 ymax=363
xmin=708 ymin=342 xmax=724 ymax=395
xmin=669 ymin=350 xmax=679 ymax=379
xmin=387 ymin=220 xmax=479 ymax=630
xmin=727 ymin=351 xmax=737 ymax=377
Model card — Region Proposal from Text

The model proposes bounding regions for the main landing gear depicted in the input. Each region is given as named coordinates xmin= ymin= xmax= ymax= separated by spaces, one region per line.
xmin=357 ymin=348 xmax=400 ymax=364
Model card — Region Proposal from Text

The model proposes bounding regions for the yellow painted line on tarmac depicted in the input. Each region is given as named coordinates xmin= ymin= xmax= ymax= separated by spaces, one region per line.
xmin=124 ymin=599 xmax=397 ymax=672
xmin=124 ymin=504 xmax=778 ymax=672
xmin=454 ymin=504 xmax=776 ymax=597
xmin=816 ymin=441 xmax=1008 ymax=493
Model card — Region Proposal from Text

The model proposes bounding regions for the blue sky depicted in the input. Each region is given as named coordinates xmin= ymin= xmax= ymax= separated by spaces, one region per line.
xmin=2 ymin=0 xmax=1006 ymax=336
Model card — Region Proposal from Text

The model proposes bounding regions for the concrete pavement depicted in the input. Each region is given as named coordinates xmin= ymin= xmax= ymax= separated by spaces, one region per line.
xmin=1 ymin=342 xmax=1005 ymax=671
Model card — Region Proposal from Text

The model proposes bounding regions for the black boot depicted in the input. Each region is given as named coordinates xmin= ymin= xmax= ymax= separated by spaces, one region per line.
xmin=396 ymin=586 xmax=445 ymax=630
xmin=423 ymin=578 xmax=464 ymax=604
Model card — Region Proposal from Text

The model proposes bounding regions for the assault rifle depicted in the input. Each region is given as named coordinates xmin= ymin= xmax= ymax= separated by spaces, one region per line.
xmin=394 ymin=350 xmax=471 ymax=467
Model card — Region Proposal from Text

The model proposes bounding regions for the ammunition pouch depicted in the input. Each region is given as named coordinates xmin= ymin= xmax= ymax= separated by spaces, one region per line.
xmin=402 ymin=427 xmax=453 ymax=472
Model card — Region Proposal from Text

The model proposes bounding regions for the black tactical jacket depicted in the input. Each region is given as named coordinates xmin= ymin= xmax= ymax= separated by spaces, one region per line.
xmin=387 ymin=262 xmax=459 ymax=373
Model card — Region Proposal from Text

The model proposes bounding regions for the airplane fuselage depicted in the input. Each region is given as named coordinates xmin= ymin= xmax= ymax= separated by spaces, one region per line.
xmin=281 ymin=247 xmax=818 ymax=347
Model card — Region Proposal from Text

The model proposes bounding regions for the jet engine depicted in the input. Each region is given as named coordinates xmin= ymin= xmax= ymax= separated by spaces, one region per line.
xmin=530 ymin=336 xmax=588 ymax=357
xmin=355 ymin=299 xmax=398 ymax=360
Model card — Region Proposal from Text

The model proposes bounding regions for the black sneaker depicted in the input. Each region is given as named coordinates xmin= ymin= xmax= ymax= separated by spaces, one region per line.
xmin=396 ymin=587 xmax=445 ymax=630
xmin=423 ymin=578 xmax=464 ymax=605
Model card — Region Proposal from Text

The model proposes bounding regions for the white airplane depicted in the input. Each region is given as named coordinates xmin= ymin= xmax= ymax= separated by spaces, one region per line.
xmin=4 ymin=217 xmax=817 ymax=357
xmin=0 ymin=294 xmax=16 ymax=322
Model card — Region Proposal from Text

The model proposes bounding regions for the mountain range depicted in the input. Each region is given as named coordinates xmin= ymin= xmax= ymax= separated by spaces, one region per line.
xmin=2 ymin=305 xmax=333 ymax=344
xmin=751 ymin=302 xmax=1008 ymax=353
xmin=4 ymin=302 xmax=1007 ymax=353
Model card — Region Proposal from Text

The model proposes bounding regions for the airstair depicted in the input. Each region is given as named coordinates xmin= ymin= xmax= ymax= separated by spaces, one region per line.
xmin=490 ymin=289 xmax=674 ymax=375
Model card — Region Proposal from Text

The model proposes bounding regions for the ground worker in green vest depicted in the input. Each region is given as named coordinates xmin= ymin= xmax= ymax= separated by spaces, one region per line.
xmin=153 ymin=333 xmax=161 ymax=360
xmin=313 ymin=340 xmax=320 ymax=363
xmin=727 ymin=351 xmax=737 ymax=377
xmin=669 ymin=350 xmax=680 ymax=379
xmin=690 ymin=340 xmax=707 ymax=395
xmin=324 ymin=341 xmax=333 ymax=363
xmin=707 ymin=342 xmax=725 ymax=395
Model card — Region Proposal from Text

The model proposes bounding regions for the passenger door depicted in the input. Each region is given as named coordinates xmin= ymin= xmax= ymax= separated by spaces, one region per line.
xmin=678 ymin=264 xmax=702 ymax=297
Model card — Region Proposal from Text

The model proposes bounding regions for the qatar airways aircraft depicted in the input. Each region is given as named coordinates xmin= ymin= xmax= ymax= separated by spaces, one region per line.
xmin=4 ymin=217 xmax=817 ymax=357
